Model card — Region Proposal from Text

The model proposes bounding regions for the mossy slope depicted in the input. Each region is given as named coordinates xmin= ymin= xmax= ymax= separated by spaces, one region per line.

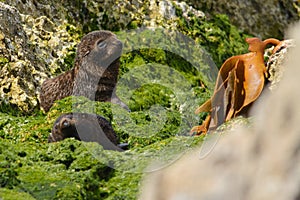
xmin=0 ymin=0 xmax=254 ymax=199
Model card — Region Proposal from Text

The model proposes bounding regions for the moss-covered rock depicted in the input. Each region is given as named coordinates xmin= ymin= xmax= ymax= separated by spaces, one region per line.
xmin=0 ymin=132 xmax=202 ymax=199
xmin=0 ymin=0 xmax=293 ymax=199
xmin=0 ymin=94 xmax=204 ymax=199
xmin=184 ymin=0 xmax=299 ymax=39
xmin=0 ymin=0 xmax=251 ymax=114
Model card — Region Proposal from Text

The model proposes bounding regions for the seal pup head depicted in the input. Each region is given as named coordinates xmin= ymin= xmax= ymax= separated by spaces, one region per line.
xmin=48 ymin=113 xmax=79 ymax=142
xmin=75 ymin=30 xmax=123 ymax=76
xmin=48 ymin=112 xmax=123 ymax=151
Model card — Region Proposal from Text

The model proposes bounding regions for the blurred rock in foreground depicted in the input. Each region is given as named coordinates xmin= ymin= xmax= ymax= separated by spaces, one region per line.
xmin=140 ymin=22 xmax=300 ymax=200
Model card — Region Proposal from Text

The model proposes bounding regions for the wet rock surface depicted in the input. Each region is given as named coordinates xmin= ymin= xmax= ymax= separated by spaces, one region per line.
xmin=184 ymin=0 xmax=299 ymax=39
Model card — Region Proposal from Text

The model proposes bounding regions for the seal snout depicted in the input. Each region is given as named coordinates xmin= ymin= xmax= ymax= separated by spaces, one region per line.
xmin=107 ymin=37 xmax=123 ymax=55
xmin=47 ymin=133 xmax=55 ymax=143
xmin=112 ymin=38 xmax=123 ymax=49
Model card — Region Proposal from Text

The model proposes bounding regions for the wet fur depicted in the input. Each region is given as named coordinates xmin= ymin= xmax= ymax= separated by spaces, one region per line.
xmin=40 ymin=30 xmax=127 ymax=112
xmin=49 ymin=112 xmax=121 ymax=151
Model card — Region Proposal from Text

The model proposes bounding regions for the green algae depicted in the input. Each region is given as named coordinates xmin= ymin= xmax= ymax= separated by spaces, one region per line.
xmin=0 ymin=188 xmax=35 ymax=200
xmin=0 ymin=1 xmax=255 ymax=198
xmin=0 ymin=127 xmax=203 ymax=199
xmin=0 ymin=91 xmax=204 ymax=199
xmin=174 ymin=13 xmax=251 ymax=67
xmin=0 ymin=112 xmax=49 ymax=143
xmin=0 ymin=57 xmax=8 ymax=65
xmin=0 ymin=139 xmax=113 ymax=199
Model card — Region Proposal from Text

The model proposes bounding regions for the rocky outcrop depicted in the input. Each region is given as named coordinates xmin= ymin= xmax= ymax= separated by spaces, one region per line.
xmin=0 ymin=0 xmax=251 ymax=114
xmin=184 ymin=0 xmax=299 ymax=39
xmin=0 ymin=0 xmax=296 ymax=114
xmin=0 ymin=2 xmax=79 ymax=113
xmin=0 ymin=3 xmax=45 ymax=113
xmin=140 ymin=22 xmax=300 ymax=200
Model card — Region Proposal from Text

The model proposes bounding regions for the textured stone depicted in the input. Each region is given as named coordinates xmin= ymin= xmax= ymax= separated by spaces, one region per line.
xmin=266 ymin=39 xmax=295 ymax=90
xmin=0 ymin=2 xmax=80 ymax=113
xmin=0 ymin=0 xmax=295 ymax=114
xmin=184 ymin=0 xmax=299 ymax=39
xmin=0 ymin=2 xmax=45 ymax=113
xmin=140 ymin=22 xmax=300 ymax=200
xmin=0 ymin=0 xmax=244 ymax=114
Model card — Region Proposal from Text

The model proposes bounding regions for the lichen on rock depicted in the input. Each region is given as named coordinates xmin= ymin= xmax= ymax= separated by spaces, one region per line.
xmin=266 ymin=39 xmax=295 ymax=90
xmin=0 ymin=0 xmax=252 ymax=114
xmin=0 ymin=2 xmax=44 ymax=113
xmin=0 ymin=2 xmax=81 ymax=114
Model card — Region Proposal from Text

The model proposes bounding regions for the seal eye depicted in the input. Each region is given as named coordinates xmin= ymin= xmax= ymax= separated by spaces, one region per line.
xmin=97 ymin=40 xmax=107 ymax=49
xmin=61 ymin=119 xmax=70 ymax=128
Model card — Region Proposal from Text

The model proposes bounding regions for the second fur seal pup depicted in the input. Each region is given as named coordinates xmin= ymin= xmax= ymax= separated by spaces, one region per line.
xmin=48 ymin=112 xmax=127 ymax=151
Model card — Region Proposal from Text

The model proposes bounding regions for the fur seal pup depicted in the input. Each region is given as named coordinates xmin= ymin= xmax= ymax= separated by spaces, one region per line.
xmin=40 ymin=30 xmax=129 ymax=112
xmin=48 ymin=112 xmax=127 ymax=151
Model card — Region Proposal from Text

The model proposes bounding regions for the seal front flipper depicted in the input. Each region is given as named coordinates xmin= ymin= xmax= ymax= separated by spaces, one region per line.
xmin=117 ymin=143 xmax=129 ymax=150
xmin=110 ymin=95 xmax=130 ymax=112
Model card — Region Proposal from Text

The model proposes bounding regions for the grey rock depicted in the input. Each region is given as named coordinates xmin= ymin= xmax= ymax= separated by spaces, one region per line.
xmin=0 ymin=2 xmax=79 ymax=113
xmin=184 ymin=0 xmax=299 ymax=39
xmin=266 ymin=39 xmax=295 ymax=90
xmin=0 ymin=2 xmax=47 ymax=113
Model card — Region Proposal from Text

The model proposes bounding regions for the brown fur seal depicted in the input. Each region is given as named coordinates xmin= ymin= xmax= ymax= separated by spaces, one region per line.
xmin=40 ymin=30 xmax=129 ymax=112
xmin=48 ymin=112 xmax=126 ymax=151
